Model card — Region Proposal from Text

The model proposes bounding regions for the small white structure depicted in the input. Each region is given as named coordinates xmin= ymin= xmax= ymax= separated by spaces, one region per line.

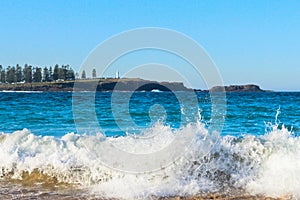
xmin=115 ymin=70 xmax=120 ymax=79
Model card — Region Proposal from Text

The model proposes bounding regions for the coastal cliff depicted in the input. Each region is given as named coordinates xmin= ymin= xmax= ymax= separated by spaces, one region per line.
xmin=0 ymin=78 xmax=192 ymax=92
xmin=0 ymin=79 xmax=267 ymax=92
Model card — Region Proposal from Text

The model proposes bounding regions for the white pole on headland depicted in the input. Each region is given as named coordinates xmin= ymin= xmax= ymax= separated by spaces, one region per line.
xmin=115 ymin=70 xmax=120 ymax=79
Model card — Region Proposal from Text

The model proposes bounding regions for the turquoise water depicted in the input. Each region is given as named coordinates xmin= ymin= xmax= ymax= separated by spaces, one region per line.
xmin=1 ymin=91 xmax=300 ymax=199
xmin=0 ymin=91 xmax=299 ymax=137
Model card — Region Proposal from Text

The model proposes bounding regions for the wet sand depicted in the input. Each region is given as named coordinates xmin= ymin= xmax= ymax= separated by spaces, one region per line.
xmin=0 ymin=172 xmax=292 ymax=200
xmin=0 ymin=184 xmax=291 ymax=200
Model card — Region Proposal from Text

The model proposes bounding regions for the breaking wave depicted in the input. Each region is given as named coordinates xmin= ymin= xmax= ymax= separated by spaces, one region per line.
xmin=0 ymin=120 xmax=299 ymax=199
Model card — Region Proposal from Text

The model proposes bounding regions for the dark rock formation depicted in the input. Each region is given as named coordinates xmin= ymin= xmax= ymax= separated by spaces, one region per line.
xmin=210 ymin=84 xmax=267 ymax=92
xmin=100 ymin=78 xmax=191 ymax=92
xmin=0 ymin=79 xmax=268 ymax=93
xmin=0 ymin=78 xmax=193 ymax=92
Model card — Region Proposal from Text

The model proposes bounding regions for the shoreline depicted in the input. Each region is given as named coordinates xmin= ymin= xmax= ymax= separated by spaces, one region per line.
xmin=0 ymin=78 xmax=269 ymax=92
xmin=0 ymin=177 xmax=292 ymax=200
xmin=0 ymin=183 xmax=289 ymax=200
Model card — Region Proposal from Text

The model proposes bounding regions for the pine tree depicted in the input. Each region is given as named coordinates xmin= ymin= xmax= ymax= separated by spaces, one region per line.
xmin=0 ymin=65 xmax=2 ymax=83
xmin=66 ymin=68 xmax=75 ymax=80
xmin=0 ymin=65 xmax=4 ymax=83
xmin=92 ymin=68 xmax=97 ymax=78
xmin=63 ymin=65 xmax=69 ymax=80
xmin=0 ymin=69 xmax=5 ymax=83
xmin=81 ymin=70 xmax=86 ymax=79
xmin=33 ymin=67 xmax=42 ymax=82
xmin=16 ymin=64 xmax=23 ymax=82
xmin=24 ymin=65 xmax=32 ymax=83
xmin=6 ymin=66 xmax=16 ymax=83
xmin=58 ymin=65 xmax=67 ymax=80
xmin=49 ymin=66 xmax=53 ymax=81
xmin=53 ymin=64 xmax=59 ymax=81
xmin=43 ymin=67 xmax=49 ymax=82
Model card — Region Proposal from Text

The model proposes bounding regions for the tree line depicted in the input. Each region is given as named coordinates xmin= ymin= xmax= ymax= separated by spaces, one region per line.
xmin=0 ymin=64 xmax=76 ymax=83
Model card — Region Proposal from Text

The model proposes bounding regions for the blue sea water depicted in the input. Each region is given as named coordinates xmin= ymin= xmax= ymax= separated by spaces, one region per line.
xmin=1 ymin=91 xmax=300 ymax=199
xmin=0 ymin=91 xmax=299 ymax=137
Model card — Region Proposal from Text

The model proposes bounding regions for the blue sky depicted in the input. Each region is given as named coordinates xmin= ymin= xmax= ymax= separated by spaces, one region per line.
xmin=0 ymin=0 xmax=299 ymax=90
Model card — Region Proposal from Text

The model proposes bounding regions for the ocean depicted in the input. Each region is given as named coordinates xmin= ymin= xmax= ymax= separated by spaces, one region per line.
xmin=0 ymin=91 xmax=299 ymax=199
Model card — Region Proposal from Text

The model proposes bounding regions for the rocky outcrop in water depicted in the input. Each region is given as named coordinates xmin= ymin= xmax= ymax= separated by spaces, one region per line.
xmin=210 ymin=84 xmax=267 ymax=92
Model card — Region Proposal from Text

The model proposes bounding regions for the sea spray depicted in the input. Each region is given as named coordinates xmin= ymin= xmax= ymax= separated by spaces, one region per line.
xmin=0 ymin=121 xmax=300 ymax=199
xmin=246 ymin=124 xmax=300 ymax=198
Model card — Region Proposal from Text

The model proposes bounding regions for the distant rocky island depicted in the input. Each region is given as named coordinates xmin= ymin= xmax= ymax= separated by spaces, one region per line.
xmin=0 ymin=78 xmax=268 ymax=92
xmin=209 ymin=84 xmax=267 ymax=92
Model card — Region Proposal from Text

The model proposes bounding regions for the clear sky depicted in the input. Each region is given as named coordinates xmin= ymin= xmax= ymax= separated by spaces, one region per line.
xmin=0 ymin=0 xmax=299 ymax=91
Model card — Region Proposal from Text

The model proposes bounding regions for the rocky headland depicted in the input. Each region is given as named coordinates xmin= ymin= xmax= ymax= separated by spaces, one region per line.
xmin=0 ymin=78 xmax=191 ymax=92
xmin=0 ymin=79 xmax=268 ymax=92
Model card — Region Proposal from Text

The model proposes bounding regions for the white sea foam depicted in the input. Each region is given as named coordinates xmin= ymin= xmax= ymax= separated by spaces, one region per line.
xmin=0 ymin=121 xmax=299 ymax=199
xmin=246 ymin=125 xmax=300 ymax=198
